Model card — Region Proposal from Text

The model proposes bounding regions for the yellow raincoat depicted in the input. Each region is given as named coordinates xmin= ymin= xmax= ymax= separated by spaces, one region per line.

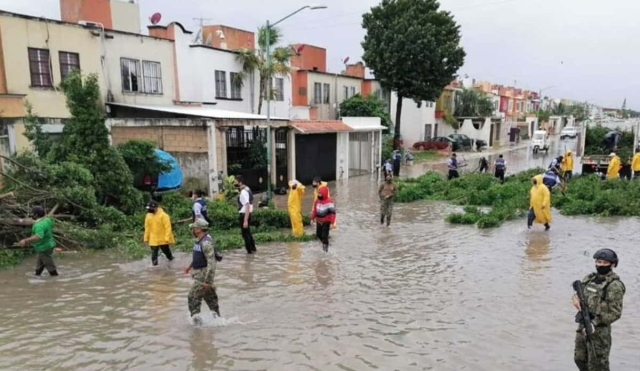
xmin=530 ymin=175 xmax=551 ymax=224
xmin=632 ymin=152 xmax=640 ymax=172
xmin=607 ymin=156 xmax=621 ymax=179
xmin=561 ymin=151 xmax=574 ymax=172
xmin=288 ymin=180 xmax=305 ymax=236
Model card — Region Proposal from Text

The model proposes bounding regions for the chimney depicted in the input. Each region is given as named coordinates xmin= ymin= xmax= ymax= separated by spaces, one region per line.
xmin=345 ymin=62 xmax=365 ymax=78
xmin=290 ymin=44 xmax=326 ymax=72
xmin=61 ymin=0 xmax=141 ymax=33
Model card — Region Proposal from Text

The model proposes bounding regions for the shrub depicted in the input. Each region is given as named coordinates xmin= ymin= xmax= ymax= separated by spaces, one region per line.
xmin=412 ymin=141 xmax=449 ymax=151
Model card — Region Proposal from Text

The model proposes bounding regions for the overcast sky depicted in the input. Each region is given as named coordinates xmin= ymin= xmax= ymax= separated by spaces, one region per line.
xmin=1 ymin=0 xmax=638 ymax=109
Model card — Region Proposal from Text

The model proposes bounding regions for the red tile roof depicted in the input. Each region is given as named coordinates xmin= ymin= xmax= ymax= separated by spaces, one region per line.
xmin=290 ymin=120 xmax=353 ymax=134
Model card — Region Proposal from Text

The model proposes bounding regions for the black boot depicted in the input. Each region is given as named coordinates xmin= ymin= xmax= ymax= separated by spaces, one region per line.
xmin=49 ymin=270 xmax=59 ymax=276
xmin=35 ymin=267 xmax=44 ymax=276
xmin=322 ymin=244 xmax=329 ymax=252
xmin=380 ymin=215 xmax=385 ymax=225
xmin=544 ymin=223 xmax=550 ymax=231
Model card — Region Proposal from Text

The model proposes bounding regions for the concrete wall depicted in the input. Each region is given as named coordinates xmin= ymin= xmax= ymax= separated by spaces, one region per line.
xmin=109 ymin=0 xmax=140 ymax=34
xmin=173 ymin=26 xmax=290 ymax=117
xmin=108 ymin=119 xmax=219 ymax=193
xmin=0 ymin=13 xmax=103 ymax=119
xmin=306 ymin=71 xmax=362 ymax=120
xmin=390 ymin=92 xmax=436 ymax=146
xmin=336 ymin=132 xmax=349 ymax=180
xmin=103 ymin=29 xmax=175 ymax=106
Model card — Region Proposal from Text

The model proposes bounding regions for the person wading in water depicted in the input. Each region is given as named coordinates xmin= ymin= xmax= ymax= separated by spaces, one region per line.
xmin=184 ymin=220 xmax=223 ymax=326
xmin=378 ymin=174 xmax=397 ymax=227
xmin=19 ymin=205 xmax=58 ymax=276
xmin=311 ymin=186 xmax=336 ymax=252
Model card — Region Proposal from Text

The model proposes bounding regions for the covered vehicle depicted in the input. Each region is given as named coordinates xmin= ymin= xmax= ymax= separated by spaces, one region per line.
xmin=137 ymin=149 xmax=183 ymax=192
xmin=531 ymin=130 xmax=550 ymax=154
xmin=447 ymin=134 xmax=488 ymax=151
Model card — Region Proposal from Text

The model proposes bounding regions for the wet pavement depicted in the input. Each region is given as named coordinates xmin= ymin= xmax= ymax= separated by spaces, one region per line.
xmin=1 ymin=138 xmax=639 ymax=371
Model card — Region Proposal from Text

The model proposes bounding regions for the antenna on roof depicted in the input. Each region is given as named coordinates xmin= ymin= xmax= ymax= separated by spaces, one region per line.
xmin=150 ymin=12 xmax=162 ymax=25
xmin=192 ymin=17 xmax=213 ymax=45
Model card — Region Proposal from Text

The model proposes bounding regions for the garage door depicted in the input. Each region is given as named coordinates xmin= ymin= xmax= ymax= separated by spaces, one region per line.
xmin=295 ymin=133 xmax=337 ymax=185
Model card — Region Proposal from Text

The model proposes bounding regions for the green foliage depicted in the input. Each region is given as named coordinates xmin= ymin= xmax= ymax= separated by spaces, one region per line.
xmin=249 ymin=136 xmax=267 ymax=169
xmin=221 ymin=176 xmax=239 ymax=201
xmin=569 ymin=103 xmax=589 ymax=122
xmin=22 ymin=101 xmax=54 ymax=158
xmin=444 ymin=112 xmax=459 ymax=129
xmin=236 ymin=26 xmax=292 ymax=114
xmin=536 ymin=109 xmax=551 ymax=123
xmin=381 ymin=134 xmax=393 ymax=163
xmin=362 ymin=0 xmax=465 ymax=139
xmin=454 ymin=88 xmax=494 ymax=117
xmin=117 ymin=140 xmax=171 ymax=180
xmin=552 ymin=103 xmax=566 ymax=116
xmin=51 ymin=71 xmax=141 ymax=211
xmin=398 ymin=166 xmax=640 ymax=228
xmin=0 ymin=249 xmax=27 ymax=268
xmin=340 ymin=94 xmax=392 ymax=128
xmin=584 ymin=125 xmax=634 ymax=160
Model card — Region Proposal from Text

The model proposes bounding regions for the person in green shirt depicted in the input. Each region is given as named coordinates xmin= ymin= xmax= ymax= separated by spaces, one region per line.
xmin=19 ymin=205 xmax=58 ymax=276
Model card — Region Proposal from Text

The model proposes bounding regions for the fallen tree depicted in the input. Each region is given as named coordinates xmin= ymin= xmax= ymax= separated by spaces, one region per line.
xmin=395 ymin=168 xmax=640 ymax=228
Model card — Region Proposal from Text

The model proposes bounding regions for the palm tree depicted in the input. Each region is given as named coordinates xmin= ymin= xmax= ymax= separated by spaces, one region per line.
xmin=235 ymin=26 xmax=292 ymax=114
xmin=454 ymin=88 xmax=494 ymax=117
xmin=552 ymin=103 xmax=566 ymax=116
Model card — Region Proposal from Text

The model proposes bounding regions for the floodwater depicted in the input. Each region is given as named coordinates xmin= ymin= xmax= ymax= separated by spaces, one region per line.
xmin=1 ymin=142 xmax=639 ymax=371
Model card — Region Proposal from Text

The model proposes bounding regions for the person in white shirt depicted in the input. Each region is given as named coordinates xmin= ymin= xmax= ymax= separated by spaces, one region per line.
xmin=233 ymin=175 xmax=256 ymax=254
xmin=192 ymin=190 xmax=211 ymax=225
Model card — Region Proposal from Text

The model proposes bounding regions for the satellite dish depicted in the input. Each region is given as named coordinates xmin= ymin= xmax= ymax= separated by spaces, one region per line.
xmin=343 ymin=56 xmax=350 ymax=64
xmin=295 ymin=44 xmax=305 ymax=54
xmin=150 ymin=12 xmax=162 ymax=25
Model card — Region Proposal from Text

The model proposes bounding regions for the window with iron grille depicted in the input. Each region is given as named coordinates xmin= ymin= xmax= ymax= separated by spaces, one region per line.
xmin=313 ymin=82 xmax=322 ymax=104
xmin=59 ymin=51 xmax=80 ymax=81
xmin=230 ymin=72 xmax=242 ymax=99
xmin=142 ymin=61 xmax=163 ymax=94
xmin=215 ymin=70 xmax=227 ymax=98
xmin=274 ymin=77 xmax=284 ymax=101
xmin=121 ymin=58 xmax=141 ymax=92
xmin=28 ymin=48 xmax=52 ymax=87
xmin=323 ymin=83 xmax=330 ymax=104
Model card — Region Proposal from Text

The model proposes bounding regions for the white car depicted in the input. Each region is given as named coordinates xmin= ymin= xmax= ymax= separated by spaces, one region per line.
xmin=560 ymin=126 xmax=578 ymax=139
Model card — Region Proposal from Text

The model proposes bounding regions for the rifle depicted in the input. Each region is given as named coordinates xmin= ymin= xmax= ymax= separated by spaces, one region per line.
xmin=572 ymin=280 xmax=598 ymax=362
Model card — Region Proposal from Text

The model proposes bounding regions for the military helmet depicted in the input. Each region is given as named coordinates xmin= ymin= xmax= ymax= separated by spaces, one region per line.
xmin=593 ymin=248 xmax=619 ymax=267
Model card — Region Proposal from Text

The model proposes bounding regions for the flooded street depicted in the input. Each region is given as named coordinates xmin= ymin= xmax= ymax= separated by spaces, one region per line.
xmin=1 ymin=140 xmax=639 ymax=370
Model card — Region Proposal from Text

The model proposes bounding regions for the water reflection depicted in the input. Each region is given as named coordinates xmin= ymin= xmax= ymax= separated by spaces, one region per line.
xmin=313 ymin=257 xmax=333 ymax=289
xmin=524 ymin=232 xmax=551 ymax=266
xmin=189 ymin=328 xmax=218 ymax=371
xmin=285 ymin=243 xmax=304 ymax=285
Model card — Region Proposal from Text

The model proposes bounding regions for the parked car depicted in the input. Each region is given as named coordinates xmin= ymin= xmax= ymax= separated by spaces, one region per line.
xmin=447 ymin=134 xmax=488 ymax=151
xmin=560 ymin=126 xmax=578 ymax=140
xmin=412 ymin=140 xmax=450 ymax=151
xmin=531 ymin=130 xmax=550 ymax=154
xmin=432 ymin=136 xmax=459 ymax=151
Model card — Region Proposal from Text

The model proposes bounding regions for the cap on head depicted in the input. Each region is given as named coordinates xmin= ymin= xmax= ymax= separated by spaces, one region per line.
xmin=593 ymin=248 xmax=618 ymax=267
xmin=32 ymin=205 xmax=45 ymax=218
xmin=147 ymin=200 xmax=159 ymax=210
xmin=189 ymin=219 xmax=209 ymax=230
xmin=609 ymin=152 xmax=616 ymax=157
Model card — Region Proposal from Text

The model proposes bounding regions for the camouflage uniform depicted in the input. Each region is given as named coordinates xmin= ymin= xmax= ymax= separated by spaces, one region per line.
xmin=574 ymin=272 xmax=625 ymax=371
xmin=378 ymin=182 xmax=397 ymax=226
xmin=188 ymin=236 xmax=220 ymax=317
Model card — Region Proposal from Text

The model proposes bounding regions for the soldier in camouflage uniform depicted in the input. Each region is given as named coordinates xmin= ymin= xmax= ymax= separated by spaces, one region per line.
xmin=378 ymin=174 xmax=397 ymax=226
xmin=184 ymin=220 xmax=223 ymax=324
xmin=572 ymin=248 xmax=625 ymax=371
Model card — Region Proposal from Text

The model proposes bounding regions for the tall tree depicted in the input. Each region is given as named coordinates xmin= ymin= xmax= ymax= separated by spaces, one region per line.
xmin=552 ymin=103 xmax=566 ymax=116
xmin=362 ymin=0 xmax=465 ymax=148
xmin=53 ymin=71 xmax=141 ymax=211
xmin=454 ymin=89 xmax=494 ymax=117
xmin=236 ymin=26 xmax=292 ymax=114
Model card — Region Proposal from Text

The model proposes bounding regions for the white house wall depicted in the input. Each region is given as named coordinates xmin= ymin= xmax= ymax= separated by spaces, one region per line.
xmin=173 ymin=26 xmax=291 ymax=115
xmin=336 ymin=132 xmax=349 ymax=180
xmin=103 ymin=32 xmax=176 ymax=106
xmin=390 ymin=92 xmax=436 ymax=146
xmin=458 ymin=118 xmax=492 ymax=144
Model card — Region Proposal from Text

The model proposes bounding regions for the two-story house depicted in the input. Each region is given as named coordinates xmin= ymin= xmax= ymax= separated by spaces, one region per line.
xmin=0 ymin=0 xmax=175 ymax=155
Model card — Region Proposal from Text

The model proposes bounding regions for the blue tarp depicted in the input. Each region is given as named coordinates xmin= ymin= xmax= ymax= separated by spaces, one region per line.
xmin=155 ymin=149 xmax=183 ymax=190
